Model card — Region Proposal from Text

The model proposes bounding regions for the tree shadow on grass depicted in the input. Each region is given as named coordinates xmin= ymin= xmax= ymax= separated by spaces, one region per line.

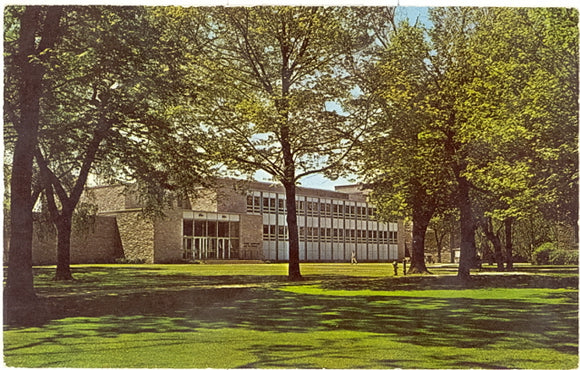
xmin=29 ymin=266 xmax=288 ymax=297
xmin=4 ymin=267 xmax=578 ymax=368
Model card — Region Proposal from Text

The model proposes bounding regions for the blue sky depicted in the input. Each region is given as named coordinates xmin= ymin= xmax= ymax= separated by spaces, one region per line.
xmin=395 ymin=6 xmax=432 ymax=28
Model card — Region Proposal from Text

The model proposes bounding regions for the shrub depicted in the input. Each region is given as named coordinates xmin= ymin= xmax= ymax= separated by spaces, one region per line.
xmin=163 ymin=258 xmax=200 ymax=264
xmin=549 ymin=249 xmax=578 ymax=265
xmin=532 ymin=242 xmax=578 ymax=265
xmin=531 ymin=243 xmax=556 ymax=265
xmin=114 ymin=257 xmax=147 ymax=264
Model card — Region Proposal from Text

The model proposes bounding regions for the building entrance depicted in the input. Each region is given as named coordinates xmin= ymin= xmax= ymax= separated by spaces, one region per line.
xmin=182 ymin=217 xmax=240 ymax=260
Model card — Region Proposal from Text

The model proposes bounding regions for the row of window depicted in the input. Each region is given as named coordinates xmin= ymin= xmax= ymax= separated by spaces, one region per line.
xmin=183 ymin=220 xmax=240 ymax=238
xmin=247 ymin=195 xmax=377 ymax=219
xmin=263 ymin=225 xmax=397 ymax=243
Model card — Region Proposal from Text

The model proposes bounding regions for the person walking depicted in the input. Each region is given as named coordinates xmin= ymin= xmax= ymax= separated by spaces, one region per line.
xmin=350 ymin=250 xmax=358 ymax=265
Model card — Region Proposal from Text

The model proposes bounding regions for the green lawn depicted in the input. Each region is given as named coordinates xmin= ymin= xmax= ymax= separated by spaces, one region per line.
xmin=4 ymin=263 xmax=578 ymax=369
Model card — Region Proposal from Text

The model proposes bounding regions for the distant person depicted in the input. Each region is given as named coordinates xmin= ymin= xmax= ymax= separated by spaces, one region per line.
xmin=350 ymin=250 xmax=358 ymax=264
xmin=392 ymin=260 xmax=398 ymax=276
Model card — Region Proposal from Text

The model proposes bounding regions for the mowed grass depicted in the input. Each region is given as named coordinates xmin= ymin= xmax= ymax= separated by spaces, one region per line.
xmin=4 ymin=263 xmax=578 ymax=369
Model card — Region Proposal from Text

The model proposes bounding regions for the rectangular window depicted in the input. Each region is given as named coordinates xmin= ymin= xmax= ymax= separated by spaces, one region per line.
xmin=297 ymin=201 xmax=305 ymax=215
xmin=207 ymin=221 xmax=217 ymax=237
xmin=183 ymin=220 xmax=193 ymax=236
xmin=218 ymin=221 xmax=229 ymax=237
xmin=254 ymin=196 xmax=261 ymax=213
xmin=194 ymin=220 xmax=206 ymax=236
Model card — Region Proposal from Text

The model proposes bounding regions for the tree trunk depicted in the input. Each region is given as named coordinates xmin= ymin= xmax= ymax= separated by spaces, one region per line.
xmin=5 ymin=7 xmax=44 ymax=305
xmin=6 ymin=139 xmax=37 ymax=303
xmin=283 ymin=181 xmax=302 ymax=280
xmin=482 ymin=217 xmax=504 ymax=271
xmin=54 ymin=210 xmax=74 ymax=280
xmin=408 ymin=209 xmax=431 ymax=274
xmin=5 ymin=7 xmax=63 ymax=315
xmin=457 ymin=177 xmax=476 ymax=280
xmin=492 ymin=238 xmax=504 ymax=271
xmin=505 ymin=217 xmax=514 ymax=271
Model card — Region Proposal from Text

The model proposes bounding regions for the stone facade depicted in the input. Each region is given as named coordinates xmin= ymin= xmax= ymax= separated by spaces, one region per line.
xmin=154 ymin=209 xmax=184 ymax=263
xmin=112 ymin=210 xmax=155 ymax=263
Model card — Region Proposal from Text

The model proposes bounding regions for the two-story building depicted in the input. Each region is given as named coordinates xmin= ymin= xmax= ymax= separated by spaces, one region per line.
xmin=30 ymin=179 xmax=404 ymax=264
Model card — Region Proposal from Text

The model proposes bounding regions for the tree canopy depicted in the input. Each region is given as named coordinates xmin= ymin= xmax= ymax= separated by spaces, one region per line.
xmin=363 ymin=7 xmax=578 ymax=278
xmin=181 ymin=6 xmax=395 ymax=279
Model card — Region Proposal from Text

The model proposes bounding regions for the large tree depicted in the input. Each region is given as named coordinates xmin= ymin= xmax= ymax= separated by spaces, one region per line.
xmin=5 ymin=6 xmax=213 ymax=283
xmin=4 ymin=6 xmax=63 ymax=303
xmin=31 ymin=6 xmax=174 ymax=280
xmin=362 ymin=20 xmax=453 ymax=274
xmin=458 ymin=7 xmax=578 ymax=266
xmin=366 ymin=7 xmax=577 ymax=279
xmin=189 ymin=7 xmax=393 ymax=280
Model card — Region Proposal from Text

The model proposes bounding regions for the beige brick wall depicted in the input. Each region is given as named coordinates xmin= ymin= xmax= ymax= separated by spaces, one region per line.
xmin=154 ymin=209 xmax=184 ymax=263
xmin=217 ymin=185 xmax=247 ymax=214
xmin=29 ymin=216 xmax=123 ymax=265
xmin=398 ymin=219 xmax=407 ymax=261
xmin=71 ymin=216 xmax=124 ymax=263
xmin=31 ymin=223 xmax=57 ymax=265
xmin=84 ymin=185 xmax=126 ymax=212
xmin=189 ymin=188 xmax=218 ymax=212
xmin=239 ymin=214 xmax=263 ymax=259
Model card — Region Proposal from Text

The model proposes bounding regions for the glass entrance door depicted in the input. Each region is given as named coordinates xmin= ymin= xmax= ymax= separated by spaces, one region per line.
xmin=183 ymin=218 xmax=240 ymax=260
xmin=194 ymin=237 xmax=208 ymax=259
xmin=217 ymin=238 xmax=231 ymax=259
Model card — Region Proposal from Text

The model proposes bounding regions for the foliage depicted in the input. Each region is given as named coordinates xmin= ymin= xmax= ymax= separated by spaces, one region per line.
xmin=364 ymin=21 xmax=453 ymax=221
xmin=190 ymin=7 xmax=386 ymax=183
xmin=461 ymin=8 xmax=578 ymax=221
xmin=532 ymin=242 xmax=579 ymax=265
xmin=114 ymin=257 xmax=147 ymax=264
xmin=366 ymin=7 xmax=578 ymax=277
xmin=549 ymin=249 xmax=579 ymax=265
xmin=174 ymin=7 xmax=395 ymax=279
xmin=5 ymin=6 xmax=216 ymax=282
